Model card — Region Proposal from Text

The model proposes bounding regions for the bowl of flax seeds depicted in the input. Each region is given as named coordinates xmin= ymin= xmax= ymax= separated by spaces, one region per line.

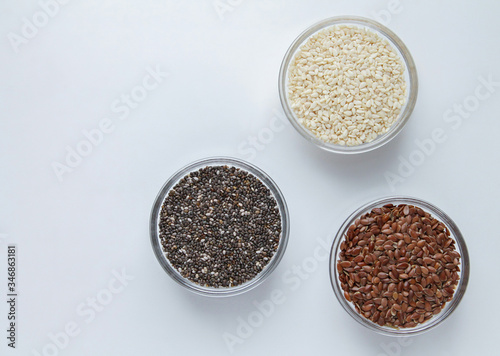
xmin=330 ymin=196 xmax=469 ymax=335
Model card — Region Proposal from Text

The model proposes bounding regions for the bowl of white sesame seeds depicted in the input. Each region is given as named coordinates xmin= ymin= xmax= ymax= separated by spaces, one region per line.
xmin=279 ymin=16 xmax=418 ymax=154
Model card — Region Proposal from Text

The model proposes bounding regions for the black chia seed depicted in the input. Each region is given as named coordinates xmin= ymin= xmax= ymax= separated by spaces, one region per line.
xmin=159 ymin=165 xmax=282 ymax=288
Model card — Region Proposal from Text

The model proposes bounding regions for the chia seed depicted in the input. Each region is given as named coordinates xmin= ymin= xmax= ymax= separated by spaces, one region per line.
xmin=159 ymin=165 xmax=282 ymax=288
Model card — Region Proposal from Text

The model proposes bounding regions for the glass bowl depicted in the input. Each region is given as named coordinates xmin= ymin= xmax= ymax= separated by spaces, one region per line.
xmin=329 ymin=196 xmax=469 ymax=336
xmin=150 ymin=157 xmax=290 ymax=297
xmin=278 ymin=16 xmax=418 ymax=154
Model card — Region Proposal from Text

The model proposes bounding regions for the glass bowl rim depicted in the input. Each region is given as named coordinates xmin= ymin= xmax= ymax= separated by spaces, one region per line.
xmin=278 ymin=15 xmax=419 ymax=154
xmin=329 ymin=195 xmax=470 ymax=336
xmin=149 ymin=156 xmax=290 ymax=297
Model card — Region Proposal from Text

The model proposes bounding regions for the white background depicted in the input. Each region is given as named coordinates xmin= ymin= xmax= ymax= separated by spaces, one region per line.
xmin=1 ymin=1 xmax=500 ymax=355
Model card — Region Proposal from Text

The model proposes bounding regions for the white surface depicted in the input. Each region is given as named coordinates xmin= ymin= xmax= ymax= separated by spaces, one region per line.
xmin=1 ymin=1 xmax=499 ymax=355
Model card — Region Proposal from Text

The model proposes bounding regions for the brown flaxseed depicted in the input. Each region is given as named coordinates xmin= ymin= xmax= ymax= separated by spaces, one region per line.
xmin=337 ymin=204 xmax=461 ymax=328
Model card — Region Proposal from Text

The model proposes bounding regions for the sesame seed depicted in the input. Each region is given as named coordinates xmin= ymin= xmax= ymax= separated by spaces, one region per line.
xmin=287 ymin=24 xmax=407 ymax=146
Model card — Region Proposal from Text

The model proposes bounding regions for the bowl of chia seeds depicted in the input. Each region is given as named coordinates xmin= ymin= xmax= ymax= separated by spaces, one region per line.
xmin=150 ymin=157 xmax=290 ymax=297
xmin=329 ymin=196 xmax=470 ymax=336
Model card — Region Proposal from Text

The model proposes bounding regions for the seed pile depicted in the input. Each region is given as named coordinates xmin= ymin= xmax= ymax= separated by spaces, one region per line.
xmin=337 ymin=204 xmax=460 ymax=328
xmin=159 ymin=165 xmax=281 ymax=288
xmin=287 ymin=25 xmax=407 ymax=146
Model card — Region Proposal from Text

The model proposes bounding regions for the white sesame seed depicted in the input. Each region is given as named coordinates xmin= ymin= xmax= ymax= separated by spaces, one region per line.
xmin=287 ymin=24 xmax=407 ymax=146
